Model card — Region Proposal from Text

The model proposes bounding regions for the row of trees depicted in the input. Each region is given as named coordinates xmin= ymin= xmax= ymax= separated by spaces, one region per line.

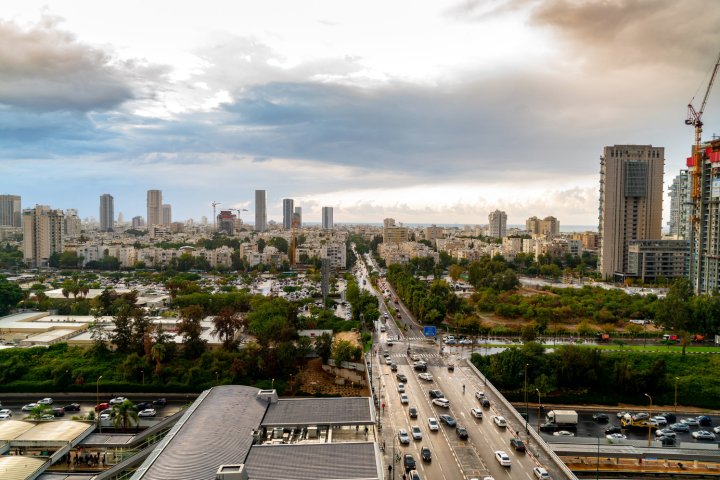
xmin=387 ymin=264 xmax=465 ymax=324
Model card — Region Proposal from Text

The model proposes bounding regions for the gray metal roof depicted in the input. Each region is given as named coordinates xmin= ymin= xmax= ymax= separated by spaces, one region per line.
xmin=245 ymin=442 xmax=381 ymax=480
xmin=131 ymin=385 xmax=267 ymax=480
xmin=261 ymin=397 xmax=374 ymax=427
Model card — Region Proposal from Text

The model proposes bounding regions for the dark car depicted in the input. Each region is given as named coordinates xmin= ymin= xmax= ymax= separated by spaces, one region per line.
xmin=456 ymin=425 xmax=468 ymax=440
xmin=421 ymin=446 xmax=432 ymax=462
xmin=413 ymin=362 xmax=427 ymax=372
xmin=605 ymin=425 xmax=622 ymax=435
xmin=135 ymin=402 xmax=152 ymax=410
xmin=697 ymin=416 xmax=712 ymax=427
xmin=510 ymin=437 xmax=526 ymax=452
xmin=593 ymin=413 xmax=610 ymax=422
xmin=481 ymin=398 xmax=491 ymax=408
xmin=52 ymin=407 xmax=65 ymax=417
xmin=429 ymin=389 xmax=444 ymax=399
xmin=439 ymin=414 xmax=456 ymax=427
xmin=403 ymin=453 xmax=416 ymax=472
xmin=661 ymin=412 xmax=677 ymax=424
xmin=540 ymin=422 xmax=559 ymax=432
xmin=408 ymin=407 xmax=418 ymax=419
xmin=63 ymin=403 xmax=81 ymax=412
xmin=152 ymin=398 xmax=167 ymax=407
xmin=390 ymin=363 xmax=397 ymax=371
xmin=396 ymin=373 xmax=408 ymax=382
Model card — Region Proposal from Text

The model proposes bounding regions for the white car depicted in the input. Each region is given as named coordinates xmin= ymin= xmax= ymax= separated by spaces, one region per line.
xmin=418 ymin=373 xmax=433 ymax=381
xmin=385 ymin=357 xmax=392 ymax=365
xmin=470 ymin=408 xmax=483 ymax=418
xmin=427 ymin=417 xmax=439 ymax=431
xmin=99 ymin=413 xmax=113 ymax=420
xmin=653 ymin=416 xmax=668 ymax=426
xmin=22 ymin=403 xmax=38 ymax=412
xmin=553 ymin=430 xmax=574 ymax=437
xmin=138 ymin=408 xmax=157 ymax=418
xmin=398 ymin=428 xmax=410 ymax=444
xmin=397 ymin=383 xmax=405 ymax=393
xmin=692 ymin=430 xmax=716 ymax=440
xmin=495 ymin=450 xmax=511 ymax=467
xmin=475 ymin=391 xmax=485 ymax=400
xmin=432 ymin=398 xmax=450 ymax=408
xmin=411 ymin=425 xmax=423 ymax=440
xmin=38 ymin=397 xmax=53 ymax=405
xmin=400 ymin=394 xmax=409 ymax=404
xmin=109 ymin=397 xmax=127 ymax=405
xmin=533 ymin=467 xmax=550 ymax=479
xmin=410 ymin=353 xmax=420 ymax=361
xmin=493 ymin=416 xmax=507 ymax=428
xmin=713 ymin=425 xmax=720 ymax=434
xmin=606 ymin=433 xmax=627 ymax=441
xmin=0 ymin=409 xmax=11 ymax=420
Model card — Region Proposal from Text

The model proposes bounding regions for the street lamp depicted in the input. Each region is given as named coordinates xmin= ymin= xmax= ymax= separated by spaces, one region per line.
xmin=140 ymin=370 xmax=144 ymax=385
xmin=674 ymin=377 xmax=679 ymax=414
xmin=215 ymin=371 xmax=219 ymax=384
xmin=596 ymin=435 xmax=601 ymax=480
xmin=536 ymin=388 xmax=541 ymax=431
xmin=96 ymin=375 xmax=103 ymax=432
xmin=524 ymin=363 xmax=529 ymax=434
xmin=644 ymin=393 xmax=652 ymax=447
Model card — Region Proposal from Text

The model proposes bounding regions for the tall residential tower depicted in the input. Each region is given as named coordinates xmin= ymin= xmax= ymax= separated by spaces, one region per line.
xmin=488 ymin=210 xmax=507 ymax=239
xmin=282 ymin=199 xmax=294 ymax=229
xmin=0 ymin=195 xmax=21 ymax=227
xmin=99 ymin=194 xmax=114 ymax=231
xmin=322 ymin=206 xmax=334 ymax=230
xmin=254 ymin=190 xmax=267 ymax=232
xmin=147 ymin=190 xmax=162 ymax=227
xmin=23 ymin=205 xmax=64 ymax=267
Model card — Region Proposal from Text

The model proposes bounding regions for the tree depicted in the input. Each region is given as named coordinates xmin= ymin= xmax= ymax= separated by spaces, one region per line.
xmin=448 ymin=264 xmax=464 ymax=282
xmin=212 ymin=307 xmax=244 ymax=350
xmin=268 ymin=237 xmax=289 ymax=254
xmin=655 ymin=278 xmax=693 ymax=355
xmin=332 ymin=339 xmax=360 ymax=365
xmin=110 ymin=301 xmax=135 ymax=353
xmin=27 ymin=404 xmax=52 ymax=420
xmin=0 ymin=276 xmax=22 ymax=316
xmin=178 ymin=305 xmax=207 ymax=358
xmin=111 ymin=399 xmax=139 ymax=431
xmin=315 ymin=332 xmax=333 ymax=363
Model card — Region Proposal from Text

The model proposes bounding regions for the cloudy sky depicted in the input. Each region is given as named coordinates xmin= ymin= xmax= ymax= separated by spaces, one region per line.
xmin=2 ymin=0 xmax=720 ymax=227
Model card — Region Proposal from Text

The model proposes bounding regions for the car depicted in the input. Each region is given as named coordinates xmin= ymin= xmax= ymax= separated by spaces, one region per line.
xmin=714 ymin=425 xmax=720 ymax=434
xmin=40 ymin=414 xmax=55 ymax=420
xmin=428 ymin=389 xmax=444 ymax=399
xmin=408 ymin=407 xmax=418 ymax=419
xmin=617 ymin=411 xmax=629 ymax=418
xmin=0 ymin=412 xmax=10 ymax=420
xmin=138 ymin=408 xmax=157 ymax=418
xmin=660 ymin=436 xmax=676 ymax=447
xmin=655 ymin=428 xmax=676 ymax=438
xmin=661 ymin=412 xmax=677 ymax=424
xmin=383 ymin=352 xmax=390 ymax=358
xmin=692 ymin=430 xmax=716 ymax=440
xmin=604 ymin=425 xmax=622 ymax=434
xmin=592 ymin=413 xmax=609 ymax=422
xmin=418 ymin=373 xmax=433 ymax=381
xmin=439 ymin=414 xmax=457 ymax=427
xmin=95 ymin=402 xmax=110 ymax=412
xmin=653 ymin=416 xmax=668 ymax=426
xmin=495 ymin=451 xmax=511 ymax=467
xmin=606 ymin=433 xmax=627 ymax=440
xmin=398 ymin=429 xmax=410 ymax=444
xmin=0 ymin=409 xmax=11 ymax=416
xmin=427 ymin=417 xmax=439 ymax=431
xmin=152 ymin=397 xmax=167 ymax=407
xmin=52 ymin=407 xmax=65 ymax=417
xmin=553 ymin=430 xmax=574 ymax=437
xmin=533 ymin=467 xmax=550 ymax=479
xmin=390 ymin=363 xmax=397 ymax=371
xmin=510 ymin=437 xmax=526 ymax=452
xmin=413 ymin=361 xmax=427 ymax=372
xmin=22 ymin=403 xmax=38 ymax=412
xmin=386 ymin=340 xmax=394 ymax=346
xmin=481 ymin=398 xmax=491 ymax=407
xmin=470 ymin=407 xmax=483 ymax=419
xmin=432 ymin=398 xmax=450 ymax=408
xmin=63 ymin=403 xmax=81 ymax=412
xmin=408 ymin=470 xmax=421 ymax=480
xmin=697 ymin=415 xmax=713 ymax=427
xmin=385 ymin=357 xmax=392 ymax=365
xmin=135 ymin=402 xmax=152 ymax=410
xmin=420 ymin=446 xmax=432 ymax=462
xmin=403 ymin=453 xmax=416 ymax=472
xmin=410 ymin=353 xmax=420 ymax=361
xmin=38 ymin=397 xmax=53 ymax=405
xmin=475 ymin=391 xmax=485 ymax=400
xmin=670 ymin=422 xmax=690 ymax=432
xmin=411 ymin=425 xmax=422 ymax=440
xmin=397 ymin=383 xmax=405 ymax=393
xmin=681 ymin=417 xmax=699 ymax=426
xmin=109 ymin=397 xmax=127 ymax=405
xmin=447 ymin=363 xmax=455 ymax=371
xmin=99 ymin=412 xmax=112 ymax=421
xmin=400 ymin=394 xmax=409 ymax=404
xmin=456 ymin=425 xmax=468 ymax=439
xmin=493 ymin=416 xmax=507 ymax=428
xmin=396 ymin=373 xmax=407 ymax=382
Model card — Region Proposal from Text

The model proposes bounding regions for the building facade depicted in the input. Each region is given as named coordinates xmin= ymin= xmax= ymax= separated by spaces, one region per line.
xmin=99 ymin=194 xmax=114 ymax=232
xmin=0 ymin=195 xmax=21 ymax=227
xmin=147 ymin=190 xmax=162 ymax=227
xmin=255 ymin=190 xmax=267 ymax=232
xmin=282 ymin=199 xmax=294 ymax=229
xmin=322 ymin=206 xmax=334 ymax=230
xmin=23 ymin=205 xmax=65 ymax=267
xmin=488 ymin=210 xmax=507 ymax=239
xmin=161 ymin=204 xmax=172 ymax=225
xmin=668 ymin=170 xmax=691 ymax=240
xmin=598 ymin=145 xmax=664 ymax=279
xmin=627 ymin=240 xmax=689 ymax=282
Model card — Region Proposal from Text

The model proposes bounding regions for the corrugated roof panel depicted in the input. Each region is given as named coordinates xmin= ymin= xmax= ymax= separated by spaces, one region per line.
xmin=262 ymin=397 xmax=373 ymax=427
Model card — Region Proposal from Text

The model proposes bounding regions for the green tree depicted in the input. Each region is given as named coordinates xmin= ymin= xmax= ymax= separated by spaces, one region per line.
xmin=178 ymin=305 xmax=207 ymax=358
xmin=111 ymin=399 xmax=139 ymax=431
xmin=268 ymin=237 xmax=289 ymax=254
xmin=655 ymin=278 xmax=693 ymax=354
xmin=0 ymin=276 xmax=23 ymax=316
xmin=315 ymin=332 xmax=333 ymax=363
xmin=212 ymin=307 xmax=244 ymax=350
xmin=27 ymin=404 xmax=52 ymax=420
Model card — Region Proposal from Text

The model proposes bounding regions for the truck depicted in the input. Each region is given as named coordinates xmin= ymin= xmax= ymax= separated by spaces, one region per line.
xmin=545 ymin=410 xmax=578 ymax=427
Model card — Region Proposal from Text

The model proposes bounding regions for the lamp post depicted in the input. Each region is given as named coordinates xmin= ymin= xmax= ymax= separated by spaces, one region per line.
xmin=524 ymin=363 xmax=529 ymax=434
xmin=644 ymin=393 xmax=652 ymax=447
xmin=215 ymin=371 xmax=219 ymax=384
xmin=674 ymin=377 xmax=679 ymax=414
xmin=536 ymin=388 xmax=541 ymax=431
xmin=140 ymin=370 xmax=144 ymax=385
xmin=96 ymin=375 xmax=103 ymax=432
xmin=596 ymin=435 xmax=601 ymax=480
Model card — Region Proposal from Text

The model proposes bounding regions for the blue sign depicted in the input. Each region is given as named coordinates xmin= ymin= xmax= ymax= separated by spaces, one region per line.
xmin=423 ymin=325 xmax=437 ymax=337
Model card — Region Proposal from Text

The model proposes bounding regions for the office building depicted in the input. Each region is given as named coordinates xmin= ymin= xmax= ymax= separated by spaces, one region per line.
xmin=598 ymin=144 xmax=664 ymax=280
xmin=99 ymin=194 xmax=114 ymax=232
xmin=294 ymin=206 xmax=302 ymax=229
xmin=162 ymin=204 xmax=172 ymax=225
xmin=668 ymin=170 xmax=691 ymax=240
xmin=282 ymin=199 xmax=294 ymax=229
xmin=23 ymin=205 xmax=64 ymax=267
xmin=147 ymin=190 xmax=163 ymax=227
xmin=488 ymin=210 xmax=507 ymax=239
xmin=627 ymin=239 xmax=689 ymax=282
xmin=255 ymin=190 xmax=267 ymax=232
xmin=322 ymin=206 xmax=334 ymax=230
xmin=0 ymin=195 xmax=21 ymax=227
xmin=382 ymin=218 xmax=408 ymax=244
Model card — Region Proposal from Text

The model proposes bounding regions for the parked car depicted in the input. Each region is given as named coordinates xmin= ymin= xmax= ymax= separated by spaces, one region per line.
xmin=696 ymin=416 xmax=712 ymax=427
xmin=138 ymin=408 xmax=157 ymax=418
xmin=456 ymin=425 xmax=468 ymax=440
xmin=95 ymin=402 xmax=110 ymax=412
xmin=420 ymin=446 xmax=432 ymax=462
xmin=670 ymin=423 xmax=690 ymax=432
xmin=109 ymin=397 xmax=127 ymax=405
xmin=52 ymin=407 xmax=65 ymax=417
xmin=592 ymin=413 xmax=609 ymax=422
xmin=470 ymin=408 xmax=483 ymax=419
xmin=681 ymin=417 xmax=699 ymax=427
xmin=408 ymin=407 xmax=418 ymax=419
xmin=604 ymin=425 xmax=622 ymax=434
xmin=403 ymin=453 xmax=416 ymax=472
xmin=439 ymin=414 xmax=456 ymax=427
xmin=510 ymin=438 xmax=526 ymax=452
xmin=22 ymin=403 xmax=38 ymax=412
xmin=493 ymin=416 xmax=507 ymax=428
xmin=533 ymin=467 xmax=550 ymax=479
xmin=0 ymin=409 xmax=12 ymax=420
xmin=135 ymin=402 xmax=152 ymax=411
xmin=38 ymin=397 xmax=53 ymax=405
xmin=411 ymin=425 xmax=422 ymax=440
xmin=495 ymin=451 xmax=511 ymax=467
xmin=432 ymin=398 xmax=450 ymax=408
xmin=398 ymin=429 xmax=410 ymax=444
xmin=396 ymin=373 xmax=407 ymax=382
xmin=152 ymin=398 xmax=167 ymax=407
xmin=63 ymin=403 xmax=81 ymax=412
xmin=427 ymin=417 xmax=439 ymax=431
xmin=553 ymin=430 xmax=574 ymax=437
xmin=692 ymin=430 xmax=716 ymax=440
xmin=653 ymin=416 xmax=668 ymax=426
xmin=713 ymin=425 xmax=720 ymax=434
xmin=655 ymin=428 xmax=676 ymax=438
xmin=400 ymin=394 xmax=409 ymax=404
xmin=660 ymin=412 xmax=677 ymax=424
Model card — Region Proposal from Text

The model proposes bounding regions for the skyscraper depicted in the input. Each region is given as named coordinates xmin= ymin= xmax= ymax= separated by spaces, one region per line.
xmin=294 ymin=206 xmax=302 ymax=229
xmin=162 ymin=204 xmax=172 ymax=225
xmin=0 ymin=195 xmax=21 ymax=227
xmin=99 ymin=194 xmax=114 ymax=232
xmin=64 ymin=209 xmax=81 ymax=237
xmin=668 ymin=170 xmax=690 ymax=240
xmin=255 ymin=190 xmax=267 ymax=232
xmin=488 ymin=210 xmax=507 ymax=239
xmin=147 ymin=190 xmax=162 ymax=227
xmin=322 ymin=206 xmax=334 ymax=230
xmin=282 ymin=199 xmax=294 ymax=229
xmin=598 ymin=144 xmax=664 ymax=280
xmin=23 ymin=205 xmax=64 ymax=267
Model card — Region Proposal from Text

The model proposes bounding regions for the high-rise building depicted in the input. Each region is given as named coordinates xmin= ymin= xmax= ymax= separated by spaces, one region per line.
xmin=525 ymin=216 xmax=540 ymax=235
xmin=23 ymin=205 xmax=64 ymax=267
xmin=217 ymin=210 xmax=237 ymax=235
xmin=117 ymin=212 xmax=124 ymax=224
xmin=147 ymin=190 xmax=162 ymax=227
xmin=598 ymin=144 xmax=664 ymax=280
xmin=322 ymin=206 xmax=334 ymax=230
xmin=99 ymin=194 xmax=114 ymax=232
xmin=282 ymin=199 xmax=294 ymax=229
xmin=161 ymin=204 xmax=172 ymax=225
xmin=382 ymin=218 xmax=408 ymax=244
xmin=0 ymin=195 xmax=21 ymax=227
xmin=293 ymin=207 xmax=302 ymax=229
xmin=254 ymin=190 xmax=267 ymax=232
xmin=64 ymin=209 xmax=81 ymax=237
xmin=488 ymin=210 xmax=507 ymax=239
xmin=668 ymin=170 xmax=691 ymax=240
xmin=540 ymin=216 xmax=560 ymax=236
xmin=132 ymin=216 xmax=144 ymax=229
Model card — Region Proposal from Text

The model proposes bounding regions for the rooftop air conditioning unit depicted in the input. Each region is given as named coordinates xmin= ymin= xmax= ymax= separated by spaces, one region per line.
xmin=216 ymin=464 xmax=249 ymax=480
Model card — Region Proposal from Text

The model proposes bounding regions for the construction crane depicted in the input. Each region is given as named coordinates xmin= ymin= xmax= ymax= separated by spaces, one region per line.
xmin=211 ymin=201 xmax=221 ymax=231
xmin=290 ymin=214 xmax=299 ymax=267
xmin=686 ymin=49 xmax=720 ymax=201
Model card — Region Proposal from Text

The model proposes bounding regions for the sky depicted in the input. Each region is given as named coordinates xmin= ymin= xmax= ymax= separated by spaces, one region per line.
xmin=2 ymin=0 xmax=720 ymax=227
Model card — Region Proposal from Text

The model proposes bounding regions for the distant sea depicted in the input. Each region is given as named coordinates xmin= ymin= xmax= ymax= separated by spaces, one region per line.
xmin=328 ymin=223 xmax=599 ymax=233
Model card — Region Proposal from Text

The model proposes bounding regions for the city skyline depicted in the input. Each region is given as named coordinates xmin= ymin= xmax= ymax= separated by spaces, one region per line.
xmin=2 ymin=1 xmax=720 ymax=224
